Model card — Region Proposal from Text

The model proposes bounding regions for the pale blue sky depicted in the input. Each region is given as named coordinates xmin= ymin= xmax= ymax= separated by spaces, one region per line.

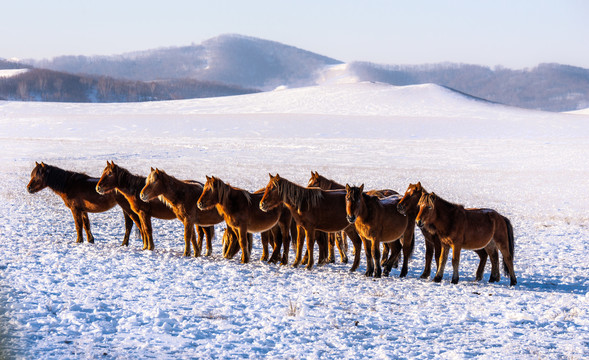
xmin=3 ymin=0 xmax=588 ymax=69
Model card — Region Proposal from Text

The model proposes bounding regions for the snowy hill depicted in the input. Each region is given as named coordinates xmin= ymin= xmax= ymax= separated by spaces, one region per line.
xmin=1 ymin=82 xmax=588 ymax=359
xmin=29 ymin=34 xmax=341 ymax=90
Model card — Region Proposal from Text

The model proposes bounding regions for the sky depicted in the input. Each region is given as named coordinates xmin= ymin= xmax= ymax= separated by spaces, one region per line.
xmin=2 ymin=0 xmax=588 ymax=69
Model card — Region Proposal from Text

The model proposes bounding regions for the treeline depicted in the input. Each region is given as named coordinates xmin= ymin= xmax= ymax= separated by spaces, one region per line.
xmin=0 ymin=68 xmax=259 ymax=102
xmin=349 ymin=62 xmax=589 ymax=112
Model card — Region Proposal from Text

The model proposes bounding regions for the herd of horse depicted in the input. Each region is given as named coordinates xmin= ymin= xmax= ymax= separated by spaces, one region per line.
xmin=26 ymin=162 xmax=517 ymax=286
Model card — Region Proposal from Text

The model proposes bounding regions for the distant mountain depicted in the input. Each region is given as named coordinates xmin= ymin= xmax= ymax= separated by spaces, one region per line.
xmin=9 ymin=34 xmax=589 ymax=111
xmin=347 ymin=62 xmax=589 ymax=112
xmin=0 ymin=68 xmax=258 ymax=102
xmin=28 ymin=34 xmax=342 ymax=91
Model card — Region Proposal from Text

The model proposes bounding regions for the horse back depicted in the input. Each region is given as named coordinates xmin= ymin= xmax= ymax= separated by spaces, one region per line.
xmin=63 ymin=177 xmax=118 ymax=212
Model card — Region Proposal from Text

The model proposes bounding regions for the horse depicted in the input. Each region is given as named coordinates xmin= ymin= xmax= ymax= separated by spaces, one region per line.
xmin=139 ymin=168 xmax=223 ymax=257
xmin=259 ymin=174 xmax=366 ymax=272
xmin=196 ymin=176 xmax=292 ymax=265
xmin=308 ymin=171 xmax=401 ymax=267
xmin=416 ymin=192 xmax=517 ymax=286
xmin=397 ymin=182 xmax=492 ymax=280
xmin=27 ymin=162 xmax=136 ymax=244
xmin=96 ymin=161 xmax=213 ymax=252
xmin=345 ymin=184 xmax=415 ymax=278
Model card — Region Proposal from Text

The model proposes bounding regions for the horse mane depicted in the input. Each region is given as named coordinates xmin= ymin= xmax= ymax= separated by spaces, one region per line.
xmin=213 ymin=177 xmax=251 ymax=205
xmin=43 ymin=164 xmax=91 ymax=193
xmin=276 ymin=177 xmax=323 ymax=211
xmin=113 ymin=164 xmax=146 ymax=195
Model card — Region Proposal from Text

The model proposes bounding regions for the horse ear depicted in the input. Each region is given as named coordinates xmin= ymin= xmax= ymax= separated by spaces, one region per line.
xmin=206 ymin=175 xmax=211 ymax=181
xmin=41 ymin=162 xmax=46 ymax=167
xmin=35 ymin=161 xmax=39 ymax=166
xmin=417 ymin=181 xmax=422 ymax=189
xmin=345 ymin=184 xmax=350 ymax=191
xmin=360 ymin=184 xmax=364 ymax=192
xmin=150 ymin=167 xmax=155 ymax=172
xmin=275 ymin=173 xmax=281 ymax=179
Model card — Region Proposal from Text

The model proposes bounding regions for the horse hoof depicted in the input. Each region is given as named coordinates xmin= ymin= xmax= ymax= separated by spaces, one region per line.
xmin=451 ymin=278 xmax=459 ymax=284
xmin=433 ymin=276 xmax=443 ymax=283
xmin=510 ymin=279 xmax=517 ymax=286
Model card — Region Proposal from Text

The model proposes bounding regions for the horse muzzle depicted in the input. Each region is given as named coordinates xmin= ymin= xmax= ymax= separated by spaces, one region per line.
xmin=140 ymin=193 xmax=149 ymax=202
xmin=197 ymin=202 xmax=206 ymax=210
xmin=259 ymin=202 xmax=268 ymax=212
xmin=397 ymin=203 xmax=406 ymax=215
xmin=96 ymin=185 xmax=105 ymax=195
xmin=416 ymin=219 xmax=424 ymax=228
xmin=346 ymin=215 xmax=356 ymax=224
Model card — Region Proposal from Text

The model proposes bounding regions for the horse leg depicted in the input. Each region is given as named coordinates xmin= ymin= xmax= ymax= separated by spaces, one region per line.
xmin=344 ymin=227 xmax=362 ymax=272
xmin=336 ymin=231 xmax=348 ymax=264
xmin=372 ymin=239 xmax=383 ymax=278
xmin=292 ymin=226 xmax=305 ymax=268
xmin=421 ymin=233 xmax=435 ymax=279
xmin=182 ymin=221 xmax=194 ymax=257
xmin=196 ymin=226 xmax=205 ymax=256
xmin=280 ymin=224 xmax=292 ymax=266
xmin=380 ymin=243 xmax=390 ymax=266
xmin=362 ymin=237 xmax=375 ymax=277
xmin=317 ymin=232 xmax=329 ymax=265
xmin=475 ymin=249 xmax=489 ymax=281
xmin=260 ymin=230 xmax=270 ymax=262
xmin=237 ymin=226 xmax=250 ymax=263
xmin=121 ymin=211 xmax=134 ymax=247
xmin=71 ymin=209 xmax=84 ymax=243
xmin=141 ymin=214 xmax=155 ymax=251
xmin=327 ymin=232 xmax=336 ymax=264
xmin=269 ymin=226 xmax=284 ymax=264
xmin=204 ymin=226 xmax=214 ymax=256
xmin=305 ymin=228 xmax=316 ymax=270
xmin=434 ymin=245 xmax=450 ymax=282
xmin=382 ymin=240 xmax=402 ymax=277
xmin=81 ymin=212 xmax=94 ymax=243
xmin=485 ymin=243 xmax=500 ymax=282
xmin=450 ymin=245 xmax=462 ymax=284
xmin=399 ymin=228 xmax=415 ymax=278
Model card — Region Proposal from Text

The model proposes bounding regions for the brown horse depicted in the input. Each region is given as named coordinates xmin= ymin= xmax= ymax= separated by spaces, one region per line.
xmin=416 ymin=192 xmax=517 ymax=286
xmin=308 ymin=171 xmax=401 ymax=267
xmin=96 ymin=161 xmax=211 ymax=252
xmin=197 ymin=176 xmax=292 ymax=265
xmin=27 ymin=162 xmax=136 ymax=244
xmin=260 ymin=174 xmax=366 ymax=272
xmin=397 ymin=182 xmax=492 ymax=280
xmin=345 ymin=184 xmax=415 ymax=278
xmin=140 ymin=168 xmax=223 ymax=257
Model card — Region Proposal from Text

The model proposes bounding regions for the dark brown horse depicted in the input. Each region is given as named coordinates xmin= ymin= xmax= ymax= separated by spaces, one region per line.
xmin=260 ymin=174 xmax=366 ymax=272
xmin=416 ymin=192 xmax=517 ymax=286
xmin=140 ymin=168 xmax=223 ymax=257
xmin=308 ymin=171 xmax=401 ymax=267
xmin=197 ymin=176 xmax=292 ymax=265
xmin=397 ymin=182 xmax=492 ymax=280
xmin=96 ymin=161 xmax=210 ymax=252
xmin=27 ymin=162 xmax=136 ymax=244
xmin=345 ymin=184 xmax=415 ymax=278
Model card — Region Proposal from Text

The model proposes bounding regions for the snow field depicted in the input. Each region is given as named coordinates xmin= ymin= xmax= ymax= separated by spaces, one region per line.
xmin=1 ymin=82 xmax=588 ymax=359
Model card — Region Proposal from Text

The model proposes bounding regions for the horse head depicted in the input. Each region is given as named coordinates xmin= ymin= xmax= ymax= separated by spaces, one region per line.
xmin=397 ymin=182 xmax=425 ymax=215
xmin=259 ymin=173 xmax=282 ymax=212
xmin=344 ymin=184 xmax=364 ymax=223
xmin=416 ymin=192 xmax=437 ymax=229
xmin=140 ymin=168 xmax=165 ymax=202
xmin=307 ymin=171 xmax=322 ymax=188
xmin=96 ymin=161 xmax=119 ymax=195
xmin=27 ymin=162 xmax=49 ymax=193
xmin=197 ymin=176 xmax=221 ymax=210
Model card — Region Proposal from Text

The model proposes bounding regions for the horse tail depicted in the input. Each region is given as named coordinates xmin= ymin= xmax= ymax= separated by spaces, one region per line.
xmin=502 ymin=216 xmax=514 ymax=275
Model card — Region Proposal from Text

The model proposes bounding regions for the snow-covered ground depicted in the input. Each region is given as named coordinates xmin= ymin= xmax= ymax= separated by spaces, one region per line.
xmin=0 ymin=82 xmax=588 ymax=359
